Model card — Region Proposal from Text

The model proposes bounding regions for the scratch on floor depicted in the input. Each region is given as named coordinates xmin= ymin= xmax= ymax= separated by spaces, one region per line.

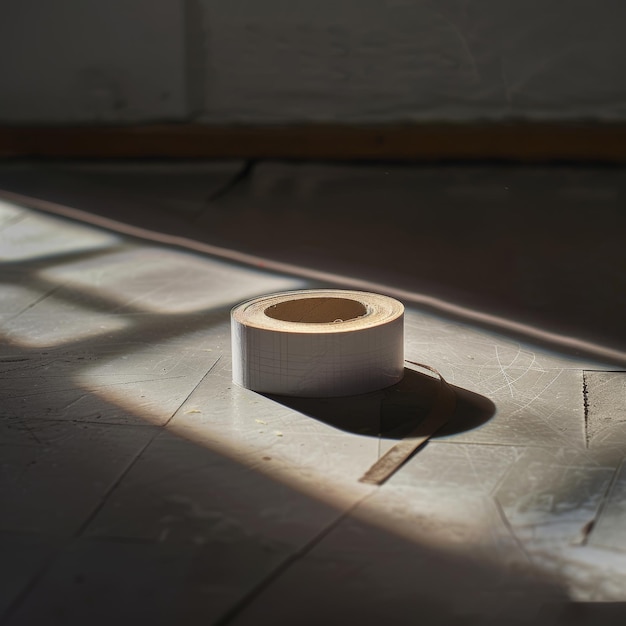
xmin=58 ymin=393 xmax=91 ymax=411
xmin=494 ymin=345 xmax=516 ymax=397
xmin=509 ymin=402 xmax=574 ymax=444
xmin=519 ymin=369 xmax=565 ymax=409
xmin=16 ymin=421 xmax=44 ymax=446
xmin=490 ymin=350 xmax=539 ymax=397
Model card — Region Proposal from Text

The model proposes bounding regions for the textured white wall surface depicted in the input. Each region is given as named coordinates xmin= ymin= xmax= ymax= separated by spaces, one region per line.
xmin=2 ymin=0 xmax=626 ymax=123
xmin=0 ymin=0 xmax=186 ymax=123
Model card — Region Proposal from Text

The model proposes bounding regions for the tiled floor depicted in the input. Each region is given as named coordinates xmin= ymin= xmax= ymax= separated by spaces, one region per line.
xmin=1 ymin=161 xmax=626 ymax=625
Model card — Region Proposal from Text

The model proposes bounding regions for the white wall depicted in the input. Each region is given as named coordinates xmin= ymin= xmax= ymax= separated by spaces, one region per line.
xmin=2 ymin=0 xmax=626 ymax=124
xmin=0 ymin=0 xmax=187 ymax=123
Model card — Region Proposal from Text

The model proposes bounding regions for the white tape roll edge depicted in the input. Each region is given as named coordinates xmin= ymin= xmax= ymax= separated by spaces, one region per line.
xmin=231 ymin=289 xmax=404 ymax=397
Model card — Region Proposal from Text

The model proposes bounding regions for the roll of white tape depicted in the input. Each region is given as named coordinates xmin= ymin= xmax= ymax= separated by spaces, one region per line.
xmin=231 ymin=289 xmax=404 ymax=397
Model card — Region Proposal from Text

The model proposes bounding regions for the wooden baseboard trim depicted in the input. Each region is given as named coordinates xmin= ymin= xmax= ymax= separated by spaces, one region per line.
xmin=1 ymin=123 xmax=626 ymax=162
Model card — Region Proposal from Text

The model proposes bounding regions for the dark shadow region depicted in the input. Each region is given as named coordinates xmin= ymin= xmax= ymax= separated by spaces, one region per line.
xmin=266 ymin=366 xmax=496 ymax=440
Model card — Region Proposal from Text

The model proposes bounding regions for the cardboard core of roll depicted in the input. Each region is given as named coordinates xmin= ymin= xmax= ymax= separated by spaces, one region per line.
xmin=264 ymin=297 xmax=367 ymax=324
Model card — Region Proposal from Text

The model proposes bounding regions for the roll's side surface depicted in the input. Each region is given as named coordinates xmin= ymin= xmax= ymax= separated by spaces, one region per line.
xmin=231 ymin=290 xmax=404 ymax=397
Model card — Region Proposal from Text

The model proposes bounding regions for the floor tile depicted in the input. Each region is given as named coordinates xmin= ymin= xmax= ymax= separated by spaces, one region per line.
xmin=0 ymin=532 xmax=59 ymax=618
xmin=383 ymin=441 xmax=522 ymax=493
xmin=3 ymin=538 xmax=211 ymax=626
xmin=1 ymin=287 xmax=129 ymax=349
xmin=0 ymin=160 xmax=245 ymax=223
xmin=0 ymin=211 xmax=118 ymax=262
xmin=434 ymin=367 xmax=585 ymax=448
xmin=585 ymin=371 xmax=626 ymax=448
xmin=589 ymin=461 xmax=626 ymax=552
xmin=0 ymin=283 xmax=48 ymax=324
xmin=403 ymin=311 xmax=601 ymax=372
xmin=2 ymin=162 xmax=626 ymax=625
xmin=495 ymin=447 xmax=617 ymax=553
xmin=85 ymin=430 xmax=342 ymax=545
xmin=166 ymin=357 xmax=381 ymax=494
xmin=167 ymin=355 xmax=381 ymax=437
xmin=0 ymin=421 xmax=155 ymax=535
xmin=0 ymin=199 xmax=25 ymax=229
xmin=226 ymin=508 xmax=566 ymax=626
xmin=74 ymin=328 xmax=223 ymax=426
xmin=1 ymin=326 xmax=223 ymax=426
xmin=523 ymin=543 xmax=626 ymax=602
xmin=80 ymin=432 xmax=356 ymax=622
xmin=41 ymin=246 xmax=304 ymax=315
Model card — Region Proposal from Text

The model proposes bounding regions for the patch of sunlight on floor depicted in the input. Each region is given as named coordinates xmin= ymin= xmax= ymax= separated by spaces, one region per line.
xmin=1 ymin=285 xmax=129 ymax=348
xmin=74 ymin=327 xmax=223 ymax=424
xmin=0 ymin=211 xmax=119 ymax=261
xmin=41 ymin=247 xmax=306 ymax=313
xmin=0 ymin=199 xmax=25 ymax=227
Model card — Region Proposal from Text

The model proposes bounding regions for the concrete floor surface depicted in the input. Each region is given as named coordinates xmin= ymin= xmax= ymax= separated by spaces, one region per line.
xmin=1 ymin=161 xmax=625 ymax=625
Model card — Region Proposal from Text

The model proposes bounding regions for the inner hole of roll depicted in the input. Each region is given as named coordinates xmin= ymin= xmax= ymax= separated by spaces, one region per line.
xmin=264 ymin=297 xmax=367 ymax=323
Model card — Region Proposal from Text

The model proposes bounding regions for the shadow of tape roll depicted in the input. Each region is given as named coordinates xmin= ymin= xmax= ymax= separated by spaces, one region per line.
xmin=231 ymin=290 xmax=457 ymax=484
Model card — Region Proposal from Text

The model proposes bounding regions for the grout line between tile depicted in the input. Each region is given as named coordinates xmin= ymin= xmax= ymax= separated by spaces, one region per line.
xmin=493 ymin=498 xmax=533 ymax=566
xmin=488 ymin=446 xmax=526 ymax=498
xmin=4 ymin=283 xmax=64 ymax=324
xmin=35 ymin=419 xmax=160 ymax=428
xmin=0 ymin=415 xmax=185 ymax=626
xmin=73 ymin=437 xmax=155 ymax=539
xmin=163 ymin=355 xmax=222 ymax=428
xmin=582 ymin=458 xmax=624 ymax=547
xmin=51 ymin=360 xmax=216 ymax=536
xmin=73 ymin=357 xmax=223 ymax=540
xmin=583 ymin=370 xmax=590 ymax=448
xmin=0 ymin=544 xmax=64 ymax=625
xmin=214 ymin=489 xmax=377 ymax=626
